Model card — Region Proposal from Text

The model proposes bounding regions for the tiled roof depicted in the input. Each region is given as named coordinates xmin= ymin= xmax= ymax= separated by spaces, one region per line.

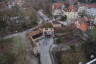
xmin=68 ymin=5 xmax=77 ymax=12
xmin=0 ymin=2 xmax=6 ymax=8
xmin=53 ymin=2 xmax=68 ymax=9
xmin=29 ymin=30 xmax=42 ymax=36
xmin=78 ymin=17 xmax=91 ymax=22
xmin=42 ymin=23 xmax=53 ymax=28
xmin=80 ymin=3 xmax=96 ymax=8
xmin=79 ymin=23 xmax=88 ymax=31
xmin=53 ymin=2 xmax=63 ymax=9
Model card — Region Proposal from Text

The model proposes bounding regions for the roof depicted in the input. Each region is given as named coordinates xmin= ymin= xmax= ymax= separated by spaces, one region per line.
xmin=53 ymin=21 xmax=61 ymax=24
xmin=53 ymin=2 xmax=69 ymax=9
xmin=79 ymin=23 xmax=88 ymax=31
xmin=0 ymin=2 xmax=6 ymax=8
xmin=68 ymin=5 xmax=77 ymax=12
xmin=80 ymin=3 xmax=96 ymax=8
xmin=42 ymin=23 xmax=53 ymax=28
xmin=78 ymin=17 xmax=91 ymax=22
xmin=29 ymin=30 xmax=42 ymax=36
xmin=53 ymin=2 xmax=63 ymax=9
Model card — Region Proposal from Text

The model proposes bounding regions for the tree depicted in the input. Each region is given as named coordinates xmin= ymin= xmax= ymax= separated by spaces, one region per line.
xmin=0 ymin=16 xmax=8 ymax=30
xmin=60 ymin=15 xmax=67 ymax=21
xmin=70 ymin=45 xmax=76 ymax=53
xmin=81 ymin=40 xmax=96 ymax=59
xmin=56 ymin=38 xmax=61 ymax=44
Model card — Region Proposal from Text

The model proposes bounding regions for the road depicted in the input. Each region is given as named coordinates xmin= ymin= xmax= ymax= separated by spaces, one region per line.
xmin=39 ymin=37 xmax=54 ymax=64
xmin=2 ymin=26 xmax=39 ymax=39
xmin=37 ymin=10 xmax=49 ymax=22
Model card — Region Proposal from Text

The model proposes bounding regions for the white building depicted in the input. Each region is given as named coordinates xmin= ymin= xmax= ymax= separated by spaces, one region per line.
xmin=43 ymin=28 xmax=54 ymax=37
xmin=65 ymin=12 xmax=78 ymax=22
xmin=86 ymin=8 xmax=96 ymax=18
xmin=78 ymin=6 xmax=96 ymax=18
xmin=52 ymin=9 xmax=62 ymax=16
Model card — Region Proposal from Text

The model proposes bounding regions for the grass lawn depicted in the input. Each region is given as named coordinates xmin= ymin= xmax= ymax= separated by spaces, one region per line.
xmin=0 ymin=35 xmax=27 ymax=64
xmin=43 ymin=23 xmax=53 ymax=28
xmin=0 ymin=38 xmax=16 ymax=64
xmin=56 ymin=44 xmax=87 ymax=64
xmin=12 ymin=36 xmax=27 ymax=64
xmin=90 ymin=28 xmax=96 ymax=39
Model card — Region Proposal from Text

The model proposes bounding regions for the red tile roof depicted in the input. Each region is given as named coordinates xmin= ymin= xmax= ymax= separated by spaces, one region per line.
xmin=53 ymin=2 xmax=69 ymax=9
xmin=80 ymin=3 xmax=96 ymax=8
xmin=78 ymin=17 xmax=92 ymax=22
xmin=79 ymin=23 xmax=88 ymax=31
xmin=28 ymin=30 xmax=42 ymax=36
xmin=68 ymin=5 xmax=77 ymax=12
xmin=53 ymin=3 xmax=63 ymax=9
xmin=0 ymin=2 xmax=6 ymax=8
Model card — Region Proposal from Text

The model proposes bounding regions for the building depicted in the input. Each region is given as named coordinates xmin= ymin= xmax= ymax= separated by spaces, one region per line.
xmin=65 ymin=12 xmax=78 ymax=22
xmin=78 ymin=0 xmax=96 ymax=3
xmin=43 ymin=28 xmax=54 ymax=38
xmin=42 ymin=23 xmax=54 ymax=37
xmin=68 ymin=5 xmax=77 ymax=12
xmin=68 ymin=0 xmax=78 ymax=5
xmin=52 ymin=0 xmax=77 ymax=5
xmin=52 ymin=2 xmax=64 ymax=16
xmin=52 ymin=2 xmax=68 ymax=16
xmin=52 ymin=21 xmax=62 ymax=28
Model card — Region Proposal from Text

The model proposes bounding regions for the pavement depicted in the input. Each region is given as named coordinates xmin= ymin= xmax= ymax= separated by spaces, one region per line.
xmin=2 ymin=26 xmax=39 ymax=39
xmin=39 ymin=37 xmax=54 ymax=64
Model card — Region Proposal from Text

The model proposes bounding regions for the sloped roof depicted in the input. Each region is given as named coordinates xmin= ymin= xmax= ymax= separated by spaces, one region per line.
xmin=42 ymin=23 xmax=53 ymax=28
xmin=68 ymin=5 xmax=77 ymax=11
xmin=79 ymin=23 xmax=88 ymax=31
xmin=80 ymin=3 xmax=96 ymax=8
xmin=29 ymin=30 xmax=42 ymax=36
xmin=53 ymin=2 xmax=68 ymax=9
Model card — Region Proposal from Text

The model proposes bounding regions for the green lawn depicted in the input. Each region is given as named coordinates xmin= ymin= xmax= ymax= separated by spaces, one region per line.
xmin=0 ymin=36 xmax=27 ymax=64
xmin=0 ymin=38 xmax=16 ymax=64
xmin=43 ymin=23 xmax=53 ymax=28
xmin=90 ymin=28 xmax=96 ymax=39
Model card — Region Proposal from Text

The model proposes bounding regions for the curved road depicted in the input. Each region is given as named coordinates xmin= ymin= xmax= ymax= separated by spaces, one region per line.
xmin=39 ymin=37 xmax=54 ymax=64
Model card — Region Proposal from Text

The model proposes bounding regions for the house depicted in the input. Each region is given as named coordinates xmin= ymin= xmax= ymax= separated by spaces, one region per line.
xmin=53 ymin=22 xmax=62 ymax=28
xmin=75 ymin=17 xmax=89 ymax=31
xmin=65 ymin=12 xmax=78 ymax=22
xmin=52 ymin=2 xmax=68 ymax=16
xmin=43 ymin=28 xmax=54 ymax=37
xmin=68 ymin=5 xmax=77 ymax=12
xmin=42 ymin=23 xmax=54 ymax=37
xmin=0 ymin=2 xmax=7 ymax=11
xmin=80 ymin=3 xmax=96 ymax=8
xmin=79 ymin=22 xmax=88 ymax=31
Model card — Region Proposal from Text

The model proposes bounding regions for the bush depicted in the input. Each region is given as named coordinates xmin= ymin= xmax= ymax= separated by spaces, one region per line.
xmin=70 ymin=45 xmax=76 ymax=53
xmin=60 ymin=15 xmax=67 ymax=21
xmin=0 ymin=51 xmax=16 ymax=64
xmin=56 ymin=38 xmax=61 ymax=44
xmin=81 ymin=40 xmax=96 ymax=59
xmin=0 ymin=38 xmax=16 ymax=64
xmin=90 ymin=28 xmax=96 ymax=39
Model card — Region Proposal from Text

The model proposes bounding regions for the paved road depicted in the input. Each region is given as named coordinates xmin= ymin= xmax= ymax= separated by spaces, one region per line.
xmin=37 ymin=10 xmax=49 ymax=22
xmin=2 ymin=26 xmax=39 ymax=39
xmin=39 ymin=37 xmax=53 ymax=64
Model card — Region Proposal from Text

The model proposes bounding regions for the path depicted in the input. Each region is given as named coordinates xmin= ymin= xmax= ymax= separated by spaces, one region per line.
xmin=39 ymin=37 xmax=54 ymax=64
